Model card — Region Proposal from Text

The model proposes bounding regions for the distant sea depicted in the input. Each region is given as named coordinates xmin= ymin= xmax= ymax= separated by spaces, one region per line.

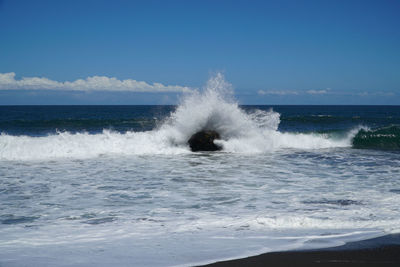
xmin=1 ymin=79 xmax=400 ymax=266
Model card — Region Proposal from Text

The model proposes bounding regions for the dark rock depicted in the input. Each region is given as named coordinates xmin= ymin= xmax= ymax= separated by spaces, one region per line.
xmin=188 ymin=130 xmax=222 ymax=152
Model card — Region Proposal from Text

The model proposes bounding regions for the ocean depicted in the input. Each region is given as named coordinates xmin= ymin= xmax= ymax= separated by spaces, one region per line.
xmin=1 ymin=76 xmax=400 ymax=266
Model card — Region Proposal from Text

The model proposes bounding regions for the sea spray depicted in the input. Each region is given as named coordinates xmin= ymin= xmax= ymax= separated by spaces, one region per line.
xmin=159 ymin=73 xmax=277 ymax=144
xmin=161 ymin=73 xmax=352 ymax=152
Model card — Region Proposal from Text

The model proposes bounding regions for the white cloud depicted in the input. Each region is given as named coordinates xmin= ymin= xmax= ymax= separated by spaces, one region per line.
xmin=257 ymin=89 xmax=299 ymax=95
xmin=258 ymin=88 xmax=333 ymax=96
xmin=0 ymin=72 xmax=193 ymax=93
xmin=356 ymin=91 xmax=395 ymax=97
xmin=306 ymin=89 xmax=329 ymax=95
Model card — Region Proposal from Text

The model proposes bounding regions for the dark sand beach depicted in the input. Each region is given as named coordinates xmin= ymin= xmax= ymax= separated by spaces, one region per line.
xmin=201 ymin=234 xmax=400 ymax=267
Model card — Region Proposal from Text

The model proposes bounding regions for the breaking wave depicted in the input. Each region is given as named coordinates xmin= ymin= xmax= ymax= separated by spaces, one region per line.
xmin=1 ymin=74 xmax=358 ymax=160
xmin=352 ymin=125 xmax=400 ymax=150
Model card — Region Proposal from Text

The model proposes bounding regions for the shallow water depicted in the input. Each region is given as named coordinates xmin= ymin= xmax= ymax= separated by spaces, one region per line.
xmin=1 ymin=149 xmax=400 ymax=266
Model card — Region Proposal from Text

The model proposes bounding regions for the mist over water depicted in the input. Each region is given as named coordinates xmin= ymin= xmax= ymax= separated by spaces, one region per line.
xmin=1 ymin=74 xmax=400 ymax=266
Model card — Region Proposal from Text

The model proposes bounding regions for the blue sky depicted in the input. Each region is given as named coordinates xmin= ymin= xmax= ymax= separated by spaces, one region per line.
xmin=0 ymin=0 xmax=399 ymax=104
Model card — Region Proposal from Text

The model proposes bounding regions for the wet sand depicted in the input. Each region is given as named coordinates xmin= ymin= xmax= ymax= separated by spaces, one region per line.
xmin=200 ymin=234 xmax=400 ymax=267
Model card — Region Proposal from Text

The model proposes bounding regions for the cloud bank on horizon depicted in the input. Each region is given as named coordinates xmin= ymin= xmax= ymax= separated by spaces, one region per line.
xmin=0 ymin=72 xmax=193 ymax=93
xmin=257 ymin=88 xmax=331 ymax=96
xmin=1 ymin=72 xmax=395 ymax=100
xmin=257 ymin=88 xmax=394 ymax=97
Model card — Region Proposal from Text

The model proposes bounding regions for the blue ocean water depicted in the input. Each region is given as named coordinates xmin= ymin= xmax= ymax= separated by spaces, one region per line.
xmin=1 ymin=76 xmax=400 ymax=266
xmin=2 ymin=105 xmax=400 ymax=138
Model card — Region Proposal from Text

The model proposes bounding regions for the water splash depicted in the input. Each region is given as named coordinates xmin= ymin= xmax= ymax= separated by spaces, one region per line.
xmin=160 ymin=73 xmax=278 ymax=145
xmin=160 ymin=73 xmax=351 ymax=153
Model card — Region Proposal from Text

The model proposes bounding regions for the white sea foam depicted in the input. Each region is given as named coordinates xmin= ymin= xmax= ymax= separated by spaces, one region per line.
xmin=0 ymin=74 xmax=356 ymax=160
xmin=0 ymin=130 xmax=189 ymax=160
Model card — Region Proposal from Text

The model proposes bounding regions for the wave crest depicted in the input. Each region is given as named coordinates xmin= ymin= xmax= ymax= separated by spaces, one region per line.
xmin=352 ymin=126 xmax=400 ymax=150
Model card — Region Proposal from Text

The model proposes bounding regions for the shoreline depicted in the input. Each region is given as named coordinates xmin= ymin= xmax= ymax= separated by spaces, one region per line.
xmin=198 ymin=234 xmax=400 ymax=267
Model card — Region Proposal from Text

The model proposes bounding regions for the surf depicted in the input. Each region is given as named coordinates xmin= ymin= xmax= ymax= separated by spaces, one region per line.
xmin=0 ymin=74 xmax=358 ymax=160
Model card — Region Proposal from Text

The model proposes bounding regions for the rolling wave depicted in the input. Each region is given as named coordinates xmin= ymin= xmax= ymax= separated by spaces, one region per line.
xmin=0 ymin=118 xmax=158 ymax=135
xmin=352 ymin=126 xmax=400 ymax=150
